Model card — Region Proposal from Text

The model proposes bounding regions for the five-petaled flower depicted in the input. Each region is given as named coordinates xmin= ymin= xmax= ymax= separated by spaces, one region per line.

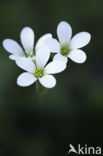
xmin=45 ymin=21 xmax=91 ymax=64
xmin=16 ymin=46 xmax=66 ymax=88
xmin=3 ymin=27 xmax=52 ymax=61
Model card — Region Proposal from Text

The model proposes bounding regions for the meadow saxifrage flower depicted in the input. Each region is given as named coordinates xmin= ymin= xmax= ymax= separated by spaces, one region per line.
xmin=16 ymin=46 xmax=66 ymax=88
xmin=3 ymin=27 xmax=52 ymax=61
xmin=45 ymin=21 xmax=91 ymax=64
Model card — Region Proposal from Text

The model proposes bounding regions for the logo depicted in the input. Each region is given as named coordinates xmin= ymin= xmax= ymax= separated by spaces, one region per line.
xmin=68 ymin=144 xmax=102 ymax=155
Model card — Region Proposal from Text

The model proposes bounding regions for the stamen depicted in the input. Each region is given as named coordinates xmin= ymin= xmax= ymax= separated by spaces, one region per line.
xmin=60 ymin=44 xmax=72 ymax=56
xmin=34 ymin=67 xmax=44 ymax=78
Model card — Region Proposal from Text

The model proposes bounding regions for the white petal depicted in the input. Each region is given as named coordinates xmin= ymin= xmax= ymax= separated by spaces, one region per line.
xmin=35 ymin=33 xmax=52 ymax=50
xmin=39 ymin=75 xmax=56 ymax=88
xmin=28 ymin=56 xmax=36 ymax=61
xmin=16 ymin=57 xmax=36 ymax=73
xmin=68 ymin=49 xmax=87 ymax=63
xmin=57 ymin=21 xmax=72 ymax=44
xmin=9 ymin=54 xmax=21 ymax=60
xmin=45 ymin=38 xmax=60 ymax=53
xmin=53 ymin=53 xmax=68 ymax=64
xmin=70 ymin=32 xmax=91 ymax=49
xmin=17 ymin=72 xmax=37 ymax=87
xmin=3 ymin=39 xmax=24 ymax=54
xmin=45 ymin=61 xmax=66 ymax=74
xmin=20 ymin=27 xmax=34 ymax=52
xmin=36 ymin=46 xmax=50 ymax=68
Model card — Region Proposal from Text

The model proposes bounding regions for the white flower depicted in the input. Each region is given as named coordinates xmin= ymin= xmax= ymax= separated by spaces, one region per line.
xmin=3 ymin=27 xmax=52 ymax=61
xmin=16 ymin=46 xmax=66 ymax=88
xmin=45 ymin=21 xmax=91 ymax=64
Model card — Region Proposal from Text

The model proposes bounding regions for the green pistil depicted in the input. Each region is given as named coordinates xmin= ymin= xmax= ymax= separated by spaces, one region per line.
xmin=60 ymin=43 xmax=72 ymax=56
xmin=34 ymin=67 xmax=45 ymax=78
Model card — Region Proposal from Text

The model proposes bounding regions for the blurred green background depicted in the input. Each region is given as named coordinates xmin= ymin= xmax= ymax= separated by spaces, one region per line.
xmin=0 ymin=0 xmax=103 ymax=155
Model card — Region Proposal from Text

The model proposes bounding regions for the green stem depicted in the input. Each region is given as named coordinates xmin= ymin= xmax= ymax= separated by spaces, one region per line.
xmin=35 ymin=81 xmax=48 ymax=105
xmin=36 ymin=81 xmax=39 ymax=92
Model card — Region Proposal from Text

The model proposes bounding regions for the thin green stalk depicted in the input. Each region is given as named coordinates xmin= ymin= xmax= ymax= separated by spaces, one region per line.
xmin=35 ymin=81 xmax=48 ymax=105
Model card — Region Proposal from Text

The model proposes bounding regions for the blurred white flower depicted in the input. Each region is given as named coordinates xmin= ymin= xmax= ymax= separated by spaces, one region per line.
xmin=3 ymin=27 xmax=52 ymax=61
xmin=45 ymin=21 xmax=91 ymax=64
xmin=16 ymin=46 xmax=66 ymax=88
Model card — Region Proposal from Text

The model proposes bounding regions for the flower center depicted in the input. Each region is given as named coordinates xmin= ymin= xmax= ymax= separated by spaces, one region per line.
xmin=60 ymin=44 xmax=72 ymax=56
xmin=25 ymin=50 xmax=34 ymax=57
xmin=34 ymin=67 xmax=44 ymax=78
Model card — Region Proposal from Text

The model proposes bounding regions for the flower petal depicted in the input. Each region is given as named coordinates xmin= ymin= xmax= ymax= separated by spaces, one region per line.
xmin=3 ymin=39 xmax=24 ymax=54
xmin=36 ymin=46 xmax=50 ymax=68
xmin=39 ymin=75 xmax=56 ymax=88
xmin=45 ymin=38 xmax=60 ymax=53
xmin=20 ymin=27 xmax=34 ymax=52
xmin=68 ymin=49 xmax=87 ymax=63
xmin=57 ymin=21 xmax=72 ymax=44
xmin=17 ymin=72 xmax=37 ymax=87
xmin=45 ymin=61 xmax=66 ymax=74
xmin=70 ymin=32 xmax=91 ymax=49
xmin=9 ymin=54 xmax=21 ymax=60
xmin=28 ymin=56 xmax=36 ymax=61
xmin=35 ymin=33 xmax=52 ymax=50
xmin=53 ymin=53 xmax=68 ymax=64
xmin=16 ymin=57 xmax=36 ymax=73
